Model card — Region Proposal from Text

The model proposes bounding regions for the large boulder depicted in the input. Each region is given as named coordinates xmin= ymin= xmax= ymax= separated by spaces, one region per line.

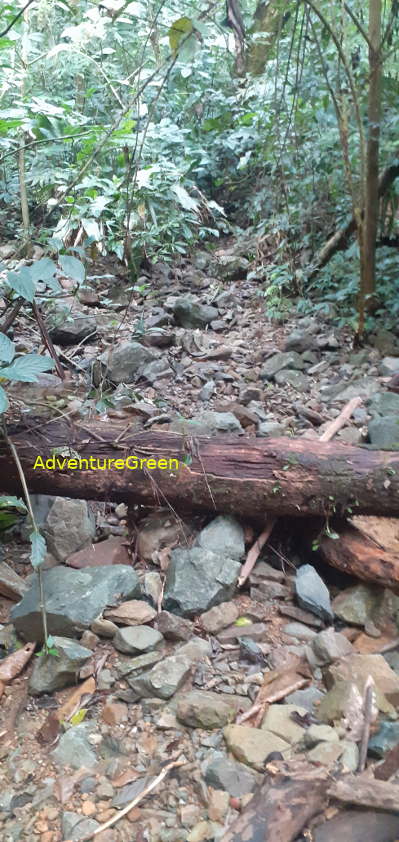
xmin=173 ymin=295 xmax=218 ymax=328
xmin=100 ymin=341 xmax=156 ymax=384
xmin=43 ymin=497 xmax=96 ymax=562
xmin=11 ymin=565 xmax=141 ymax=641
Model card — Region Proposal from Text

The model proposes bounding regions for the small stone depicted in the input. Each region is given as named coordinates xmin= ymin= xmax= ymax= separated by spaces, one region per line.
xmin=180 ymin=804 xmax=202 ymax=827
xmin=224 ymin=724 xmax=290 ymax=770
xmin=305 ymin=724 xmax=340 ymax=747
xmin=311 ymin=628 xmax=354 ymax=664
xmin=283 ymin=622 xmax=317 ymax=642
xmin=326 ymin=653 xmax=399 ymax=705
xmin=29 ymin=636 xmax=92 ymax=695
xmin=52 ymin=724 xmax=98 ymax=770
xmin=368 ymin=721 xmax=399 ymax=758
xmin=200 ymin=602 xmax=240 ymax=634
xmin=203 ymin=752 xmax=259 ymax=796
xmin=102 ymin=701 xmax=128 ymax=725
xmin=295 ymin=564 xmax=333 ymax=622
xmin=208 ymin=789 xmax=229 ymax=822
xmin=307 ymin=741 xmax=343 ymax=765
xmin=196 ymin=515 xmax=245 ymax=561
xmin=128 ymin=653 xmax=192 ymax=699
xmin=113 ymin=625 xmax=163 ymax=655
xmin=262 ymin=704 xmax=309 ymax=745
xmin=81 ymin=800 xmax=96 ymax=817
xmin=105 ymin=600 xmax=157 ymax=626
xmin=80 ymin=630 xmax=99 ymax=650
xmin=339 ymin=740 xmax=359 ymax=772
xmin=156 ymin=611 xmax=194 ymax=641
xmin=176 ymin=690 xmax=243 ymax=729
xmin=285 ymin=686 xmax=325 ymax=712
xmin=91 ymin=617 xmax=119 ymax=638
xmin=333 ymin=584 xmax=383 ymax=627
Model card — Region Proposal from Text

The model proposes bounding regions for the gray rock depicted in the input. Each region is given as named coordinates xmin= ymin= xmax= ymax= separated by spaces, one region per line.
xmin=262 ymin=704 xmax=309 ymax=745
xmin=368 ymin=391 xmax=399 ymax=417
xmin=339 ymin=740 xmax=359 ymax=772
xmin=372 ymin=328 xmax=398 ymax=354
xmin=215 ymin=255 xmax=249 ymax=281
xmin=176 ymin=636 xmax=212 ymax=660
xmin=284 ymin=330 xmax=316 ymax=353
xmin=139 ymin=357 xmax=172 ymax=383
xmin=203 ymin=752 xmax=258 ymax=796
xmin=100 ymin=341 xmax=156 ymax=384
xmin=257 ymin=421 xmax=286 ymax=437
xmin=157 ymin=611 xmax=194 ymax=641
xmin=312 ymin=628 xmax=354 ymax=664
xmin=49 ymin=314 xmax=97 ymax=346
xmin=333 ymin=584 xmax=383 ymax=626
xmin=283 ymin=622 xmax=317 ymax=642
xmin=163 ymin=547 xmax=241 ymax=617
xmin=11 ymin=565 xmax=140 ymax=642
xmin=368 ymin=721 xmax=399 ymax=758
xmin=171 ymin=410 xmax=243 ymax=436
xmin=113 ymin=625 xmax=163 ymax=655
xmin=52 ymin=723 xmax=98 ymax=769
xmin=380 ymin=356 xmax=399 ymax=376
xmin=29 ymin=636 xmax=92 ymax=695
xmin=176 ymin=690 xmax=241 ymax=729
xmin=127 ymin=653 xmax=192 ymax=699
xmin=305 ymin=724 xmax=340 ymax=747
xmin=260 ymin=351 xmax=305 ymax=381
xmin=368 ymin=416 xmax=399 ymax=448
xmin=200 ymin=602 xmax=240 ymax=634
xmin=274 ymin=369 xmax=309 ymax=390
xmin=323 ymin=377 xmax=380 ymax=402
xmin=199 ymin=380 xmax=216 ymax=401
xmin=142 ymin=571 xmax=163 ymax=607
xmin=0 ymin=562 xmax=28 ymax=600
xmin=295 ymin=564 xmax=333 ymax=622
xmin=285 ymin=686 xmax=325 ymax=712
xmin=224 ymin=724 xmax=290 ymax=770
xmin=196 ymin=515 xmax=245 ymax=561
xmin=173 ymin=295 xmax=218 ymax=328
xmin=43 ymin=497 xmax=95 ymax=562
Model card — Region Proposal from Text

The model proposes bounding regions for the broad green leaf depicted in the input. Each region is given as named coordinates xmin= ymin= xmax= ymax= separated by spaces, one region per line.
xmin=168 ymin=17 xmax=194 ymax=53
xmin=30 ymin=257 xmax=58 ymax=283
xmin=0 ymin=496 xmax=27 ymax=512
xmin=0 ymin=511 xmax=20 ymax=531
xmin=235 ymin=617 xmax=252 ymax=627
xmin=7 ymin=267 xmax=36 ymax=302
xmin=59 ymin=254 xmax=85 ymax=283
xmin=171 ymin=184 xmax=199 ymax=212
xmin=1 ymin=353 xmax=54 ymax=383
xmin=0 ymin=384 xmax=9 ymax=414
xmin=0 ymin=332 xmax=15 ymax=363
xmin=30 ymin=531 xmax=47 ymax=568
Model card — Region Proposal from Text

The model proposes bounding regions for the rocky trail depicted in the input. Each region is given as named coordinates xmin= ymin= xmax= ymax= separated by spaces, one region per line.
xmin=1 ymin=238 xmax=399 ymax=842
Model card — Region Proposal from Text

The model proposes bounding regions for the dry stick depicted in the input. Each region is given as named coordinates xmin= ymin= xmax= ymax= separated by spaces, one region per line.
xmin=319 ymin=396 xmax=362 ymax=442
xmin=357 ymin=676 xmax=375 ymax=773
xmin=0 ymin=298 xmax=24 ymax=333
xmin=238 ymin=516 xmax=277 ymax=587
xmin=63 ymin=756 xmax=186 ymax=842
xmin=32 ymin=301 xmax=64 ymax=381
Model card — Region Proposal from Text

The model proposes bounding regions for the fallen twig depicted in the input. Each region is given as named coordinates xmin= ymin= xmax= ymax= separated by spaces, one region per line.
xmin=238 ymin=517 xmax=277 ymax=588
xmin=62 ymin=755 xmax=186 ymax=842
xmin=357 ymin=676 xmax=376 ymax=772
xmin=319 ymin=396 xmax=362 ymax=442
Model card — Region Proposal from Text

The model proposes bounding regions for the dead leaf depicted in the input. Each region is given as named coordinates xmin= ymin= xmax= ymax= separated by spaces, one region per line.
xmin=54 ymin=769 xmax=87 ymax=803
xmin=113 ymin=768 xmax=140 ymax=788
xmin=56 ymin=676 xmax=96 ymax=723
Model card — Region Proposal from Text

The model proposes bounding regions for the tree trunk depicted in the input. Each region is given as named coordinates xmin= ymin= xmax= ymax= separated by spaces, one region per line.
xmin=319 ymin=522 xmax=399 ymax=591
xmin=1 ymin=421 xmax=399 ymax=518
xmin=309 ymin=162 xmax=399 ymax=277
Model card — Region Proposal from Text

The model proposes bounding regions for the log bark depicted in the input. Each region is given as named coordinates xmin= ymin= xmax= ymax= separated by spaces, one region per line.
xmin=310 ymin=161 xmax=399 ymax=277
xmin=221 ymin=762 xmax=329 ymax=842
xmin=319 ymin=522 xmax=399 ymax=590
xmin=329 ymin=774 xmax=399 ymax=812
xmin=1 ymin=420 xmax=399 ymax=519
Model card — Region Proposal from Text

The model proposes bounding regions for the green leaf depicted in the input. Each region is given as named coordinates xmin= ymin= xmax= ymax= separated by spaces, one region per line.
xmin=171 ymin=184 xmax=199 ymax=212
xmin=0 ymin=384 xmax=9 ymax=414
xmin=30 ymin=258 xmax=58 ymax=283
xmin=168 ymin=17 xmax=194 ymax=52
xmin=1 ymin=354 xmax=54 ymax=383
xmin=0 ymin=496 xmax=27 ymax=513
xmin=0 ymin=332 xmax=15 ymax=363
xmin=59 ymin=255 xmax=85 ymax=283
xmin=70 ymin=708 xmax=88 ymax=725
xmin=30 ymin=531 xmax=47 ymax=568
xmin=7 ymin=267 xmax=36 ymax=302
xmin=235 ymin=617 xmax=252 ymax=627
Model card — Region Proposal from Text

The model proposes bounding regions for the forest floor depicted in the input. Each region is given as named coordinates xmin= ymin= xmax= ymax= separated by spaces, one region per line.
xmin=1 ymin=237 xmax=399 ymax=842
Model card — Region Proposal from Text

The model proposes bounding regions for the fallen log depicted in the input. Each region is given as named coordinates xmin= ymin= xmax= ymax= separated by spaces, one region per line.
xmin=221 ymin=761 xmax=329 ymax=842
xmin=319 ymin=522 xmax=399 ymax=591
xmin=1 ymin=420 xmax=399 ymax=519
